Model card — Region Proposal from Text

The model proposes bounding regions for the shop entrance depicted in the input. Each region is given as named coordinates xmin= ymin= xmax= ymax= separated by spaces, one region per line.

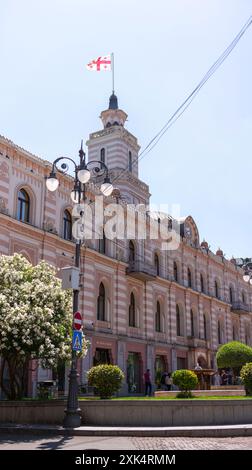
xmin=127 ymin=352 xmax=141 ymax=393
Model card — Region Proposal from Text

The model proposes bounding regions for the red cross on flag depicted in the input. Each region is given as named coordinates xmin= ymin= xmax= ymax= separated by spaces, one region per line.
xmin=86 ymin=54 xmax=112 ymax=71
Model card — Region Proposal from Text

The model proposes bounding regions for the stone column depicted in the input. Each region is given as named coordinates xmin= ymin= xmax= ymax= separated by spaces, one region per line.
xmin=146 ymin=343 xmax=155 ymax=391
xmin=185 ymin=291 xmax=191 ymax=336
xmin=211 ymin=301 xmax=218 ymax=351
xmin=169 ymin=285 xmax=177 ymax=343
xmin=198 ymin=298 xmax=204 ymax=339
xmin=225 ymin=310 xmax=233 ymax=343
xmin=117 ymin=340 xmax=128 ymax=396
xmin=81 ymin=335 xmax=93 ymax=385
xmin=171 ymin=347 xmax=177 ymax=372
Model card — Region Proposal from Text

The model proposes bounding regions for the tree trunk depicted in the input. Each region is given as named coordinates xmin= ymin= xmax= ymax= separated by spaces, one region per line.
xmin=0 ymin=355 xmax=30 ymax=400
xmin=0 ymin=357 xmax=10 ymax=398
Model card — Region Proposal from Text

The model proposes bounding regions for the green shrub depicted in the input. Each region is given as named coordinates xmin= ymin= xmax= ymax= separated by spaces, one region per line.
xmin=240 ymin=362 xmax=252 ymax=396
xmin=172 ymin=369 xmax=198 ymax=398
xmin=87 ymin=364 xmax=124 ymax=399
xmin=216 ymin=341 xmax=252 ymax=374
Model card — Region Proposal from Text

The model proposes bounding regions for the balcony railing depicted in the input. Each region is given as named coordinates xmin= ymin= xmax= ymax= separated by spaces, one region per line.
xmin=231 ymin=302 xmax=250 ymax=314
xmin=126 ymin=260 xmax=157 ymax=281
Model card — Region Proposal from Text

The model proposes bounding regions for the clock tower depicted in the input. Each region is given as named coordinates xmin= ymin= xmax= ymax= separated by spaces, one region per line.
xmin=86 ymin=93 xmax=150 ymax=205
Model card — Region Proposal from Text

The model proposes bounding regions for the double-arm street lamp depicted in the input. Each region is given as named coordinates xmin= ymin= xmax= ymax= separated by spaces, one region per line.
xmin=46 ymin=142 xmax=113 ymax=427
xmin=243 ymin=263 xmax=252 ymax=285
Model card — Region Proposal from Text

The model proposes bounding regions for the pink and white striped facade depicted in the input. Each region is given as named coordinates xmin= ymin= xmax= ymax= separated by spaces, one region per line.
xmin=0 ymin=96 xmax=251 ymax=396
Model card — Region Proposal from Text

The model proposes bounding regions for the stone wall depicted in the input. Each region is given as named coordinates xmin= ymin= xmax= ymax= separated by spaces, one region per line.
xmin=0 ymin=399 xmax=252 ymax=426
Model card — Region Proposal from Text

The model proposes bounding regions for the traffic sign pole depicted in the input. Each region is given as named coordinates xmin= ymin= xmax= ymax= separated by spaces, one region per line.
xmin=73 ymin=311 xmax=82 ymax=330
xmin=63 ymin=241 xmax=82 ymax=428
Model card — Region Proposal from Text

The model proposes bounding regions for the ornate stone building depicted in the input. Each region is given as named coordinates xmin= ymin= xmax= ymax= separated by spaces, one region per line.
xmin=0 ymin=94 xmax=251 ymax=396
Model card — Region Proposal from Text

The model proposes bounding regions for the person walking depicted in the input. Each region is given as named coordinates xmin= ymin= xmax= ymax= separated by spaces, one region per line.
xmin=144 ymin=369 xmax=152 ymax=396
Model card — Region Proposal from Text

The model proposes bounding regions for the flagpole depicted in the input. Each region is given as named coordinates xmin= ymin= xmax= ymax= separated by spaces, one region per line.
xmin=111 ymin=52 xmax=115 ymax=94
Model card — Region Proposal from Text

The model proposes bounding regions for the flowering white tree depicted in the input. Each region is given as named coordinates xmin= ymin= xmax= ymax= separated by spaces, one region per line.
xmin=0 ymin=254 xmax=88 ymax=399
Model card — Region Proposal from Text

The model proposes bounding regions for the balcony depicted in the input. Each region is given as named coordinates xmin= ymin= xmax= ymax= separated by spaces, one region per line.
xmin=231 ymin=302 xmax=250 ymax=314
xmin=126 ymin=260 xmax=157 ymax=281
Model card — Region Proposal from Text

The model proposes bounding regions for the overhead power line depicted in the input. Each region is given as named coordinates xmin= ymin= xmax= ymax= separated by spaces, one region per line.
xmin=111 ymin=15 xmax=252 ymax=185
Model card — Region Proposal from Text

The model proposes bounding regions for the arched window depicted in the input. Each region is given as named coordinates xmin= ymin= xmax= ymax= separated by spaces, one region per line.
xmin=63 ymin=209 xmax=72 ymax=240
xmin=174 ymin=261 xmax=178 ymax=282
xmin=129 ymin=293 xmax=136 ymax=327
xmin=218 ymin=320 xmax=222 ymax=344
xmin=176 ymin=305 xmax=181 ymax=336
xmin=129 ymin=240 xmax=135 ymax=264
xmin=229 ymin=286 xmax=234 ymax=304
xmin=128 ymin=151 xmax=132 ymax=173
xmin=203 ymin=314 xmax=207 ymax=340
xmin=200 ymin=274 xmax=205 ymax=293
xmin=97 ymin=282 xmax=106 ymax=321
xmin=100 ymin=148 xmax=105 ymax=164
xmin=190 ymin=309 xmax=194 ymax=337
xmin=242 ymin=291 xmax=246 ymax=304
xmin=154 ymin=253 xmax=160 ymax=276
xmin=99 ymin=230 xmax=106 ymax=254
xmin=155 ymin=301 xmax=161 ymax=332
xmin=17 ymin=189 xmax=30 ymax=222
xmin=188 ymin=268 xmax=192 ymax=288
xmin=215 ymin=280 xmax=219 ymax=299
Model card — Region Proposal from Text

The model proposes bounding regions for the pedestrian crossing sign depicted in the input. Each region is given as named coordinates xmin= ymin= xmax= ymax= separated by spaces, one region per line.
xmin=72 ymin=330 xmax=82 ymax=351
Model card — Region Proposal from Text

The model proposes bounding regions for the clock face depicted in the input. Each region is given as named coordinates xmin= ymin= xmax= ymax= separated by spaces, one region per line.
xmin=185 ymin=224 xmax=192 ymax=238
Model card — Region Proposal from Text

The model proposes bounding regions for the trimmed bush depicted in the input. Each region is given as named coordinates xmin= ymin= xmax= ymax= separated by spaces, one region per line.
xmin=216 ymin=341 xmax=252 ymax=374
xmin=87 ymin=364 xmax=124 ymax=399
xmin=172 ymin=369 xmax=198 ymax=398
xmin=240 ymin=362 xmax=252 ymax=396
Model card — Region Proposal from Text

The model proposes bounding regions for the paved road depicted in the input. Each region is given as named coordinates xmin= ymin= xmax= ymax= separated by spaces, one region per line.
xmin=0 ymin=434 xmax=252 ymax=450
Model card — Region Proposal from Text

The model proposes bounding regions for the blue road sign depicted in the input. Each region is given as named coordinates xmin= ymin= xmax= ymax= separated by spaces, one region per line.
xmin=72 ymin=330 xmax=82 ymax=351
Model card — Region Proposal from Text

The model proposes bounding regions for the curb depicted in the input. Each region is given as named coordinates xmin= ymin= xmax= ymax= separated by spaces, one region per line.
xmin=1 ymin=424 xmax=252 ymax=437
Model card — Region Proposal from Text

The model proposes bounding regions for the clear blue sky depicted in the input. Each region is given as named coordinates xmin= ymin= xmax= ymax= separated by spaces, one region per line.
xmin=1 ymin=0 xmax=251 ymax=258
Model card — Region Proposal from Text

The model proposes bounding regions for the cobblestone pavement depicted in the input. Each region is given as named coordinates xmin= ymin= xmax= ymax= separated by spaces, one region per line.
xmin=131 ymin=436 xmax=252 ymax=450
xmin=0 ymin=434 xmax=252 ymax=450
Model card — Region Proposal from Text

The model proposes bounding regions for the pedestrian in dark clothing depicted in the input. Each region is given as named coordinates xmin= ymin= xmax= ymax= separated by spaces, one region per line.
xmin=144 ymin=369 xmax=152 ymax=396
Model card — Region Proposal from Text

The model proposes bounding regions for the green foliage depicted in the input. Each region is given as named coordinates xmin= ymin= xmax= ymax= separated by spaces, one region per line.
xmin=216 ymin=342 xmax=252 ymax=370
xmin=240 ymin=362 xmax=252 ymax=396
xmin=172 ymin=369 xmax=198 ymax=398
xmin=0 ymin=253 xmax=88 ymax=400
xmin=87 ymin=364 xmax=124 ymax=399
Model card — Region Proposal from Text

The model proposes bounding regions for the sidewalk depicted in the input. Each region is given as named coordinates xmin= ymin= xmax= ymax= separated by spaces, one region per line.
xmin=1 ymin=423 xmax=252 ymax=437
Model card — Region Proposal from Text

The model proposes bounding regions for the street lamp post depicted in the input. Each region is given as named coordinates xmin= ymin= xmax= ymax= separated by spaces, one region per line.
xmin=243 ymin=263 xmax=252 ymax=285
xmin=46 ymin=142 xmax=113 ymax=427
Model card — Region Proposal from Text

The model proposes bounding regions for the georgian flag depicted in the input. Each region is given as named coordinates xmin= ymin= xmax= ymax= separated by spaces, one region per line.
xmin=86 ymin=54 xmax=112 ymax=71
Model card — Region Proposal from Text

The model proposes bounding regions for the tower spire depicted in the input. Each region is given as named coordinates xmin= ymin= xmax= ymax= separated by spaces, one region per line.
xmin=109 ymin=92 xmax=118 ymax=110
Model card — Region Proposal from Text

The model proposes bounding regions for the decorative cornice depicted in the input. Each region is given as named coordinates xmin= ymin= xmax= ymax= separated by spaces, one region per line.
xmin=87 ymin=126 xmax=140 ymax=152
